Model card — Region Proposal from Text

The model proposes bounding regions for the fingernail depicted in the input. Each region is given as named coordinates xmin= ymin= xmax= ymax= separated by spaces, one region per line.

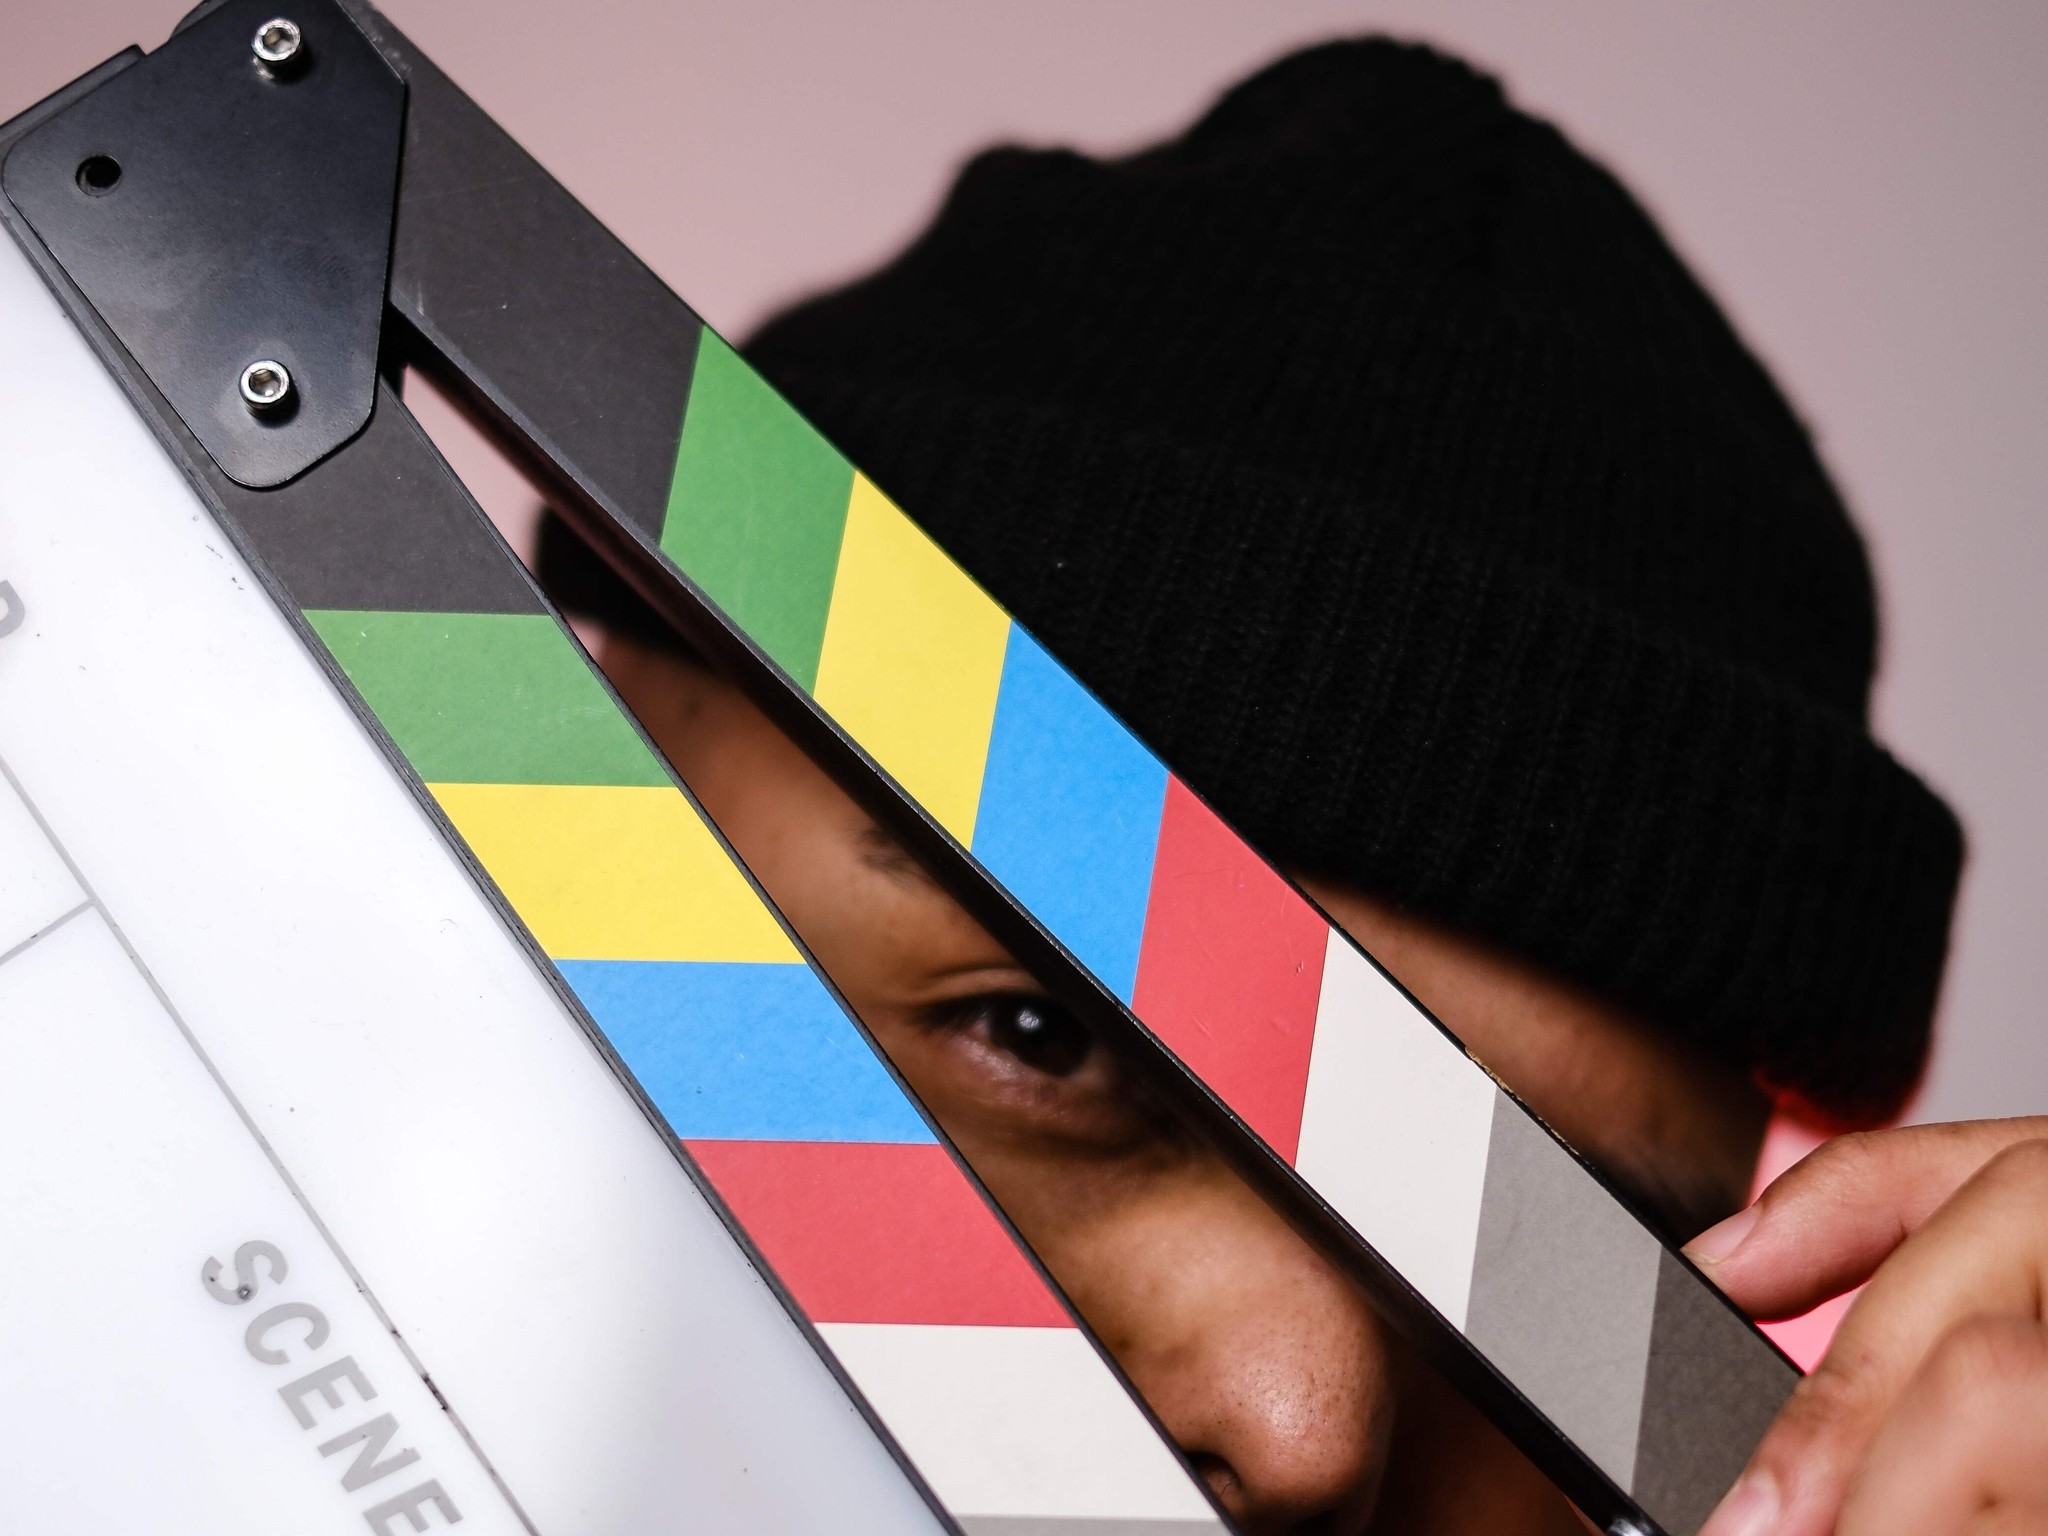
xmin=1697 ymin=1470 xmax=1779 ymax=1536
xmin=1685 ymin=1201 xmax=1760 ymax=1267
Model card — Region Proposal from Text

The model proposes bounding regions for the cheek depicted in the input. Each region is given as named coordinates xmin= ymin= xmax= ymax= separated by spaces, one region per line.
xmin=968 ymin=1140 xmax=1395 ymax=1418
xmin=1047 ymin=1160 xmax=1384 ymax=1375
xmin=1375 ymin=1351 xmax=1587 ymax=1534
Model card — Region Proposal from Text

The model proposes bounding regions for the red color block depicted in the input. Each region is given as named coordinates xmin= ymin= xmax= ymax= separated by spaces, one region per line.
xmin=1132 ymin=777 xmax=1329 ymax=1163
xmin=685 ymin=1139 xmax=1072 ymax=1328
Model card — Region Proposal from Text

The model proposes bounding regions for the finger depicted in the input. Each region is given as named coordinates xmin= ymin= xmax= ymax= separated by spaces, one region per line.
xmin=1836 ymin=1316 xmax=2048 ymax=1536
xmin=1699 ymin=1138 xmax=2048 ymax=1536
xmin=1685 ymin=1117 xmax=2048 ymax=1320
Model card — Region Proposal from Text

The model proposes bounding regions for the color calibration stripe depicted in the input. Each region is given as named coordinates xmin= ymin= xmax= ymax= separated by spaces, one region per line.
xmin=304 ymin=607 xmax=1226 ymax=1533
xmin=659 ymin=328 xmax=1796 ymax=1534
xmin=362 ymin=32 xmax=1781 ymax=1517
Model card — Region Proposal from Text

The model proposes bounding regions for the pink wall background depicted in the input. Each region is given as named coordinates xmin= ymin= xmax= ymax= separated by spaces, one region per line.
xmin=8 ymin=1 xmax=2046 ymax=1140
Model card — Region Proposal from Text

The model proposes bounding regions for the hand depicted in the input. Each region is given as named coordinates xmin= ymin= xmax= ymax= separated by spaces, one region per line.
xmin=1686 ymin=1117 xmax=2048 ymax=1536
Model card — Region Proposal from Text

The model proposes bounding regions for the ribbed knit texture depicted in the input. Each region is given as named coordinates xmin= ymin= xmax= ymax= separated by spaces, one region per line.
xmin=708 ymin=40 xmax=1958 ymax=1123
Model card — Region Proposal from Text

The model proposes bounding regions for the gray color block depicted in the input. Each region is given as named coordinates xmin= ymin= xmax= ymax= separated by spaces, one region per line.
xmin=1631 ymin=1249 xmax=1799 ymax=1536
xmin=1466 ymin=1092 xmax=1664 ymax=1487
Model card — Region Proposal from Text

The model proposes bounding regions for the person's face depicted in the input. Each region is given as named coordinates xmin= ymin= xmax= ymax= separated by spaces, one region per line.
xmin=601 ymin=636 xmax=1771 ymax=1536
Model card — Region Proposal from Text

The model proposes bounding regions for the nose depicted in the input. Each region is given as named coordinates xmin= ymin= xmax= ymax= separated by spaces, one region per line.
xmin=1062 ymin=1162 xmax=1395 ymax=1534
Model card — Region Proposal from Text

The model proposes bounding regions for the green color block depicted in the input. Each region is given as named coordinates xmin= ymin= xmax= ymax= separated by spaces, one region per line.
xmin=661 ymin=329 xmax=853 ymax=691
xmin=305 ymin=610 xmax=667 ymax=787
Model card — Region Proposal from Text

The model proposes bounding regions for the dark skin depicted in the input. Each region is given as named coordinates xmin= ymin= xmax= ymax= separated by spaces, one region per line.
xmin=611 ymin=636 xmax=2048 ymax=1533
xmin=628 ymin=644 xmax=2048 ymax=1536
xmin=603 ymin=633 xmax=1769 ymax=1534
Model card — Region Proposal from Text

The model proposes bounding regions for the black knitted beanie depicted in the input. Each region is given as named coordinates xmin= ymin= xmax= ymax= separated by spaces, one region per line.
xmin=731 ymin=38 xmax=1967 ymax=1124
xmin=698 ymin=39 xmax=1964 ymax=1123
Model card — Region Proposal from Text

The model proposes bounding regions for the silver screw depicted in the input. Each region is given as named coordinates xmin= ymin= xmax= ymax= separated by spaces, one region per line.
xmin=239 ymin=359 xmax=293 ymax=414
xmin=1608 ymin=1518 xmax=1654 ymax=1536
xmin=251 ymin=18 xmax=304 ymax=67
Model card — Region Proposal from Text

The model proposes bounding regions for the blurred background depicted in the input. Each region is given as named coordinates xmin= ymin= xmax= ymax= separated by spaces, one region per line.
xmin=7 ymin=0 xmax=2045 ymax=1146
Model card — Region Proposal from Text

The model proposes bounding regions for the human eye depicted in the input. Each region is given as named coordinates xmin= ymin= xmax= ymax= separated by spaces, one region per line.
xmin=946 ymin=993 xmax=1095 ymax=1078
xmin=909 ymin=988 xmax=1179 ymax=1152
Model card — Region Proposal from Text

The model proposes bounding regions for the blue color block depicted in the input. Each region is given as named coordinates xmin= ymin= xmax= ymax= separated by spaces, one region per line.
xmin=559 ymin=959 xmax=935 ymax=1143
xmin=970 ymin=630 xmax=1170 ymax=1001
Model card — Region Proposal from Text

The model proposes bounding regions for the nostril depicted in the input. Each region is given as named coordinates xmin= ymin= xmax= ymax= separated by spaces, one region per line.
xmin=1187 ymin=1446 xmax=1359 ymax=1535
xmin=1187 ymin=1448 xmax=1242 ymax=1505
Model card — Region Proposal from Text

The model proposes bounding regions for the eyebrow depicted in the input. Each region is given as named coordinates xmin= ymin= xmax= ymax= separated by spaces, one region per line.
xmin=855 ymin=823 xmax=938 ymax=889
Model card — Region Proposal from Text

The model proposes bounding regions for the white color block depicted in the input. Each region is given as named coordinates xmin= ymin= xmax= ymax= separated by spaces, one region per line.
xmin=821 ymin=1323 xmax=1226 ymax=1530
xmin=0 ymin=768 xmax=83 ymax=955
xmin=1293 ymin=931 xmax=1500 ymax=1328
xmin=0 ymin=912 xmax=524 ymax=1534
xmin=0 ymin=231 xmax=941 ymax=1534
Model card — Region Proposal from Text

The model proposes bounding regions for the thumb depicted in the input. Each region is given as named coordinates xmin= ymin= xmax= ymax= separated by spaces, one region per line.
xmin=1683 ymin=1117 xmax=2048 ymax=1321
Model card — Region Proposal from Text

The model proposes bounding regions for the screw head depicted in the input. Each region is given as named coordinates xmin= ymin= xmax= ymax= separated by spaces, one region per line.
xmin=239 ymin=359 xmax=293 ymax=413
xmin=251 ymin=18 xmax=304 ymax=67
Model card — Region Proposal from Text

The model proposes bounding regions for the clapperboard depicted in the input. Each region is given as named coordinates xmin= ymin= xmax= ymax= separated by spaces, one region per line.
xmin=0 ymin=3 xmax=1798 ymax=1532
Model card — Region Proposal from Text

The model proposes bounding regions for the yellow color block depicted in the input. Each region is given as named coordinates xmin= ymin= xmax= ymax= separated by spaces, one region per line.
xmin=812 ymin=475 xmax=1011 ymax=843
xmin=429 ymin=782 xmax=799 ymax=964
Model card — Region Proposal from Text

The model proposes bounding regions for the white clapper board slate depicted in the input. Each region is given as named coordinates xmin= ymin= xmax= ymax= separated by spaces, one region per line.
xmin=0 ymin=211 xmax=951 ymax=1534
